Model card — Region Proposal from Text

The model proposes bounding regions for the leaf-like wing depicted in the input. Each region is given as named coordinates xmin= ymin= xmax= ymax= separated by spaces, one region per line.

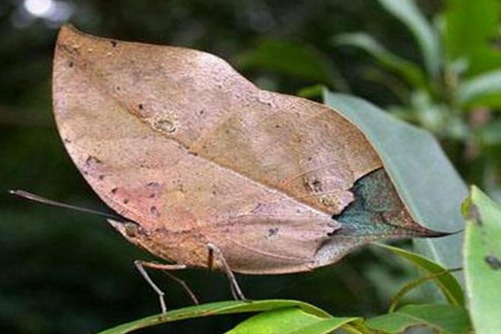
xmin=53 ymin=26 xmax=438 ymax=274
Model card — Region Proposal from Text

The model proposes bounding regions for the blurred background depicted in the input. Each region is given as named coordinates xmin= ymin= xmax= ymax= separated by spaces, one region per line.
xmin=1 ymin=0 xmax=500 ymax=333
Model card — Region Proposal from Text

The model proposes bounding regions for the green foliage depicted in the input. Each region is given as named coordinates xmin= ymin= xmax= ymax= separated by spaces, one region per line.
xmin=365 ymin=304 xmax=470 ymax=334
xmin=333 ymin=33 xmax=427 ymax=89
xmin=331 ymin=0 xmax=501 ymax=193
xmin=97 ymin=300 xmax=331 ymax=334
xmin=374 ymin=244 xmax=464 ymax=307
xmin=377 ymin=0 xmax=441 ymax=78
xmin=444 ymin=0 xmax=501 ymax=75
xmin=96 ymin=300 xmax=361 ymax=334
xmin=457 ymin=69 xmax=501 ymax=108
xmin=463 ymin=186 xmax=501 ymax=334
xmin=225 ymin=308 xmax=358 ymax=334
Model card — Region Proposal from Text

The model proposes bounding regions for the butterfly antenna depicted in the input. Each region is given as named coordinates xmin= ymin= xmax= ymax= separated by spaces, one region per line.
xmin=9 ymin=189 xmax=121 ymax=220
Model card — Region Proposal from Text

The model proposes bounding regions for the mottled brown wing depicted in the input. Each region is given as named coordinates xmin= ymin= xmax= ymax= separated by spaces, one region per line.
xmin=53 ymin=26 xmax=406 ymax=274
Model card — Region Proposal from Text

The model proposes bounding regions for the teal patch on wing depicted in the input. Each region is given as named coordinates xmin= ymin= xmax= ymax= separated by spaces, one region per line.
xmin=334 ymin=168 xmax=435 ymax=238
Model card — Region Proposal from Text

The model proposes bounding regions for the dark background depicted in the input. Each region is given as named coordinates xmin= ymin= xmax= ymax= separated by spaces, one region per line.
xmin=0 ymin=0 xmax=494 ymax=333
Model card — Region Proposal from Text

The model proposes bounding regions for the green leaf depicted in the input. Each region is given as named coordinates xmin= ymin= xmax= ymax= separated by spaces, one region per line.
xmin=377 ymin=0 xmax=441 ymax=78
xmin=334 ymin=32 xmax=427 ymax=89
xmin=444 ymin=0 xmax=501 ymax=75
xmin=236 ymin=39 xmax=346 ymax=91
xmin=226 ymin=307 xmax=359 ymax=334
xmin=457 ymin=69 xmax=501 ymax=108
xmin=225 ymin=307 xmax=324 ymax=334
xmin=297 ymin=84 xmax=326 ymax=99
xmin=467 ymin=48 xmax=501 ymax=78
xmin=97 ymin=300 xmax=330 ymax=334
xmin=387 ymin=268 xmax=462 ymax=312
xmin=366 ymin=304 xmax=471 ymax=334
xmin=375 ymin=243 xmax=464 ymax=307
xmin=463 ymin=186 xmax=501 ymax=334
xmin=323 ymin=91 xmax=467 ymax=272
xmin=288 ymin=317 xmax=362 ymax=334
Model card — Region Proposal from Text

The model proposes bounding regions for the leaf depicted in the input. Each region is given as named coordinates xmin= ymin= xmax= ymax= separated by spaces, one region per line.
xmin=97 ymin=299 xmax=330 ymax=334
xmin=466 ymin=48 xmax=501 ymax=79
xmin=377 ymin=0 xmax=441 ymax=78
xmin=457 ymin=69 xmax=501 ymax=108
xmin=236 ymin=39 xmax=346 ymax=90
xmin=296 ymin=84 xmax=325 ymax=99
xmin=463 ymin=186 xmax=501 ymax=334
xmin=287 ymin=318 xmax=362 ymax=334
xmin=365 ymin=304 xmax=471 ymax=334
xmin=323 ymin=91 xmax=467 ymax=271
xmin=444 ymin=0 xmax=501 ymax=75
xmin=226 ymin=307 xmax=358 ymax=334
xmin=225 ymin=308 xmax=324 ymax=334
xmin=387 ymin=268 xmax=462 ymax=312
xmin=53 ymin=26 xmax=439 ymax=275
xmin=334 ymin=32 xmax=427 ymax=89
xmin=375 ymin=243 xmax=464 ymax=307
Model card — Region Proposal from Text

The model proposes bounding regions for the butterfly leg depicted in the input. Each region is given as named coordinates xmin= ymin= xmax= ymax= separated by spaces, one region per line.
xmin=134 ymin=260 xmax=198 ymax=313
xmin=207 ymin=243 xmax=247 ymax=301
xmin=161 ymin=269 xmax=200 ymax=305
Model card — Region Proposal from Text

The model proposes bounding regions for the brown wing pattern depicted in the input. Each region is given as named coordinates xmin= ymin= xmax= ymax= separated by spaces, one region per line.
xmin=53 ymin=26 xmax=387 ymax=273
